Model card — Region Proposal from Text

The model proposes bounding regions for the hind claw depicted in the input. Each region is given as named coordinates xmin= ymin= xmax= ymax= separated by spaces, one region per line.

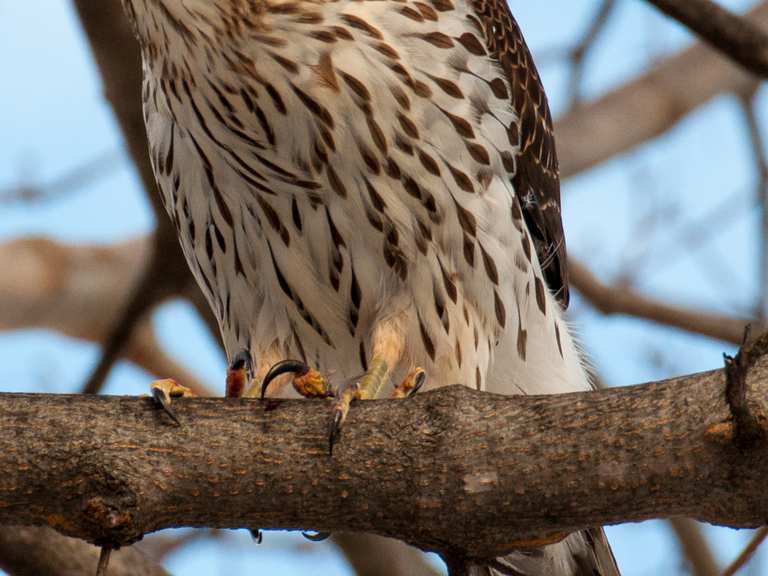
xmin=150 ymin=378 xmax=194 ymax=425
xmin=261 ymin=359 xmax=332 ymax=399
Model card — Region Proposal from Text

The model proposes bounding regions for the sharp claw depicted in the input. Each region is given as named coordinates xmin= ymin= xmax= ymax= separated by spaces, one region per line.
xmin=329 ymin=409 xmax=343 ymax=455
xmin=249 ymin=529 xmax=264 ymax=544
xmin=152 ymin=387 xmax=181 ymax=426
xmin=409 ymin=370 xmax=426 ymax=397
xmin=261 ymin=359 xmax=309 ymax=399
xmin=302 ymin=531 xmax=331 ymax=542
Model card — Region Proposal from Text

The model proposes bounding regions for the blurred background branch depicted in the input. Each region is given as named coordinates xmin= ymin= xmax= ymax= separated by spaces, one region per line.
xmin=1 ymin=0 xmax=767 ymax=574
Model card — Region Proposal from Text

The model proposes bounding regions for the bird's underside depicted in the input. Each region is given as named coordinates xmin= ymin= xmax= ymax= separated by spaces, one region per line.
xmin=124 ymin=0 xmax=620 ymax=573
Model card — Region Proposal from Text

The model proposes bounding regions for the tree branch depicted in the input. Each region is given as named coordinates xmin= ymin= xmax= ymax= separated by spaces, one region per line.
xmin=0 ymin=526 xmax=168 ymax=576
xmin=1 ymin=346 xmax=767 ymax=563
xmin=0 ymin=236 xmax=211 ymax=396
xmin=556 ymin=0 xmax=768 ymax=178
xmin=645 ymin=0 xmax=768 ymax=78
xmin=668 ymin=518 xmax=719 ymax=576
xmin=569 ymin=260 xmax=756 ymax=344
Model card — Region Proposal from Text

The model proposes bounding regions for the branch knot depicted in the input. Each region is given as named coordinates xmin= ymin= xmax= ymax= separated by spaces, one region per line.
xmin=724 ymin=327 xmax=768 ymax=448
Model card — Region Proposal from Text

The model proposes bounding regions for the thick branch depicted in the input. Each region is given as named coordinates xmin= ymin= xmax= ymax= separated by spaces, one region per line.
xmin=1 ymin=356 xmax=767 ymax=562
xmin=645 ymin=0 xmax=768 ymax=78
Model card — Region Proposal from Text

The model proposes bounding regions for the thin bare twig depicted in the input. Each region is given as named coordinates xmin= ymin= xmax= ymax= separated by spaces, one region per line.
xmin=0 ymin=150 xmax=120 ymax=204
xmin=721 ymin=527 xmax=768 ymax=576
xmin=669 ymin=518 xmax=720 ymax=576
xmin=565 ymin=0 xmax=616 ymax=110
xmin=736 ymin=85 xmax=768 ymax=321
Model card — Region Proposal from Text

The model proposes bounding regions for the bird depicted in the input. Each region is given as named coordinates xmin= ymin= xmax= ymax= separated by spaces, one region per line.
xmin=122 ymin=0 xmax=621 ymax=573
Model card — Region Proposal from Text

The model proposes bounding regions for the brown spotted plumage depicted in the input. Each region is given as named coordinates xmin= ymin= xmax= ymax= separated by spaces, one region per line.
xmin=124 ymin=0 xmax=619 ymax=574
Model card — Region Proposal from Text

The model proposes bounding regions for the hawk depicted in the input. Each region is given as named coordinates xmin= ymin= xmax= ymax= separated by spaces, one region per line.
xmin=123 ymin=0 xmax=620 ymax=573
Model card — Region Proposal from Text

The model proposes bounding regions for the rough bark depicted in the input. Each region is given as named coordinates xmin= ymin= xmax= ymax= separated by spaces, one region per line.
xmin=0 ymin=345 xmax=767 ymax=562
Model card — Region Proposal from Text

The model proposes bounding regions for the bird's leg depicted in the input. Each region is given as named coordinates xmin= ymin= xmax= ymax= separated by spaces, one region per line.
xmin=151 ymin=349 xmax=251 ymax=424
xmin=329 ymin=316 xmax=409 ymax=450
xmin=225 ymin=349 xmax=253 ymax=398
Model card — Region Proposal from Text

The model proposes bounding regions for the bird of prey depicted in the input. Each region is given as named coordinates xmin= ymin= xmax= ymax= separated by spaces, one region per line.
xmin=123 ymin=0 xmax=620 ymax=573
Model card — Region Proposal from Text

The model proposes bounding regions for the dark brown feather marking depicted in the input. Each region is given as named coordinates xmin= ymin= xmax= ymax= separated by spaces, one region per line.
xmin=397 ymin=112 xmax=420 ymax=139
xmin=291 ymin=197 xmax=303 ymax=232
xmin=457 ymin=32 xmax=486 ymax=56
xmin=418 ymin=149 xmax=441 ymax=176
xmin=480 ymin=245 xmax=499 ymax=285
xmin=291 ymin=83 xmax=334 ymax=127
xmin=367 ymin=115 xmax=388 ymax=153
xmin=440 ymin=107 xmax=475 ymax=138
xmin=494 ymin=290 xmax=506 ymax=328
xmin=359 ymin=341 xmax=369 ymax=371
xmin=429 ymin=75 xmax=463 ymax=99
xmin=438 ymin=258 xmax=458 ymax=303
xmin=517 ymin=324 xmax=527 ymax=360
xmin=399 ymin=5 xmax=424 ymax=21
xmin=416 ymin=31 xmax=454 ymax=48
xmin=463 ymin=235 xmax=475 ymax=267
xmin=465 ymin=141 xmax=490 ymax=165
xmin=535 ymin=276 xmax=547 ymax=315
xmin=447 ymin=162 xmax=474 ymax=193
xmin=414 ymin=2 xmax=439 ymax=20
xmin=326 ymin=164 xmax=347 ymax=198
xmin=429 ymin=0 xmax=454 ymax=11
xmin=341 ymin=72 xmax=372 ymax=101
xmin=418 ymin=314 xmax=436 ymax=361
xmin=341 ymin=14 xmax=383 ymax=39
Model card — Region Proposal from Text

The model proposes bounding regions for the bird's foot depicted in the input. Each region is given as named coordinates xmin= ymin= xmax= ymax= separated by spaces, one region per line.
xmin=260 ymin=359 xmax=334 ymax=399
xmin=260 ymin=359 xmax=426 ymax=453
xmin=151 ymin=378 xmax=196 ymax=425
xmin=390 ymin=367 xmax=426 ymax=399
xmin=328 ymin=363 xmax=425 ymax=452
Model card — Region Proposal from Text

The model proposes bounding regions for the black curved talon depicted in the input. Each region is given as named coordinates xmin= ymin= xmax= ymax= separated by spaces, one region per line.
xmin=249 ymin=528 xmax=264 ymax=544
xmin=152 ymin=387 xmax=181 ymax=426
xmin=329 ymin=410 xmax=343 ymax=455
xmin=260 ymin=359 xmax=309 ymax=399
xmin=302 ymin=531 xmax=331 ymax=542
xmin=409 ymin=370 xmax=427 ymax=397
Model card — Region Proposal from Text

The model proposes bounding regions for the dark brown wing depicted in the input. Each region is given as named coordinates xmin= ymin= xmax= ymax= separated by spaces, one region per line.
xmin=469 ymin=1 xmax=569 ymax=307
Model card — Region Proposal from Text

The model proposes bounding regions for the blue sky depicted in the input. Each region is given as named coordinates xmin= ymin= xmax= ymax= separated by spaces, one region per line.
xmin=1 ymin=0 xmax=766 ymax=574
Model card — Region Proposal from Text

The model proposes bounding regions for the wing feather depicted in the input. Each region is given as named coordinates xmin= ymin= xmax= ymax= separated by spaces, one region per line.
xmin=469 ymin=1 xmax=569 ymax=306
